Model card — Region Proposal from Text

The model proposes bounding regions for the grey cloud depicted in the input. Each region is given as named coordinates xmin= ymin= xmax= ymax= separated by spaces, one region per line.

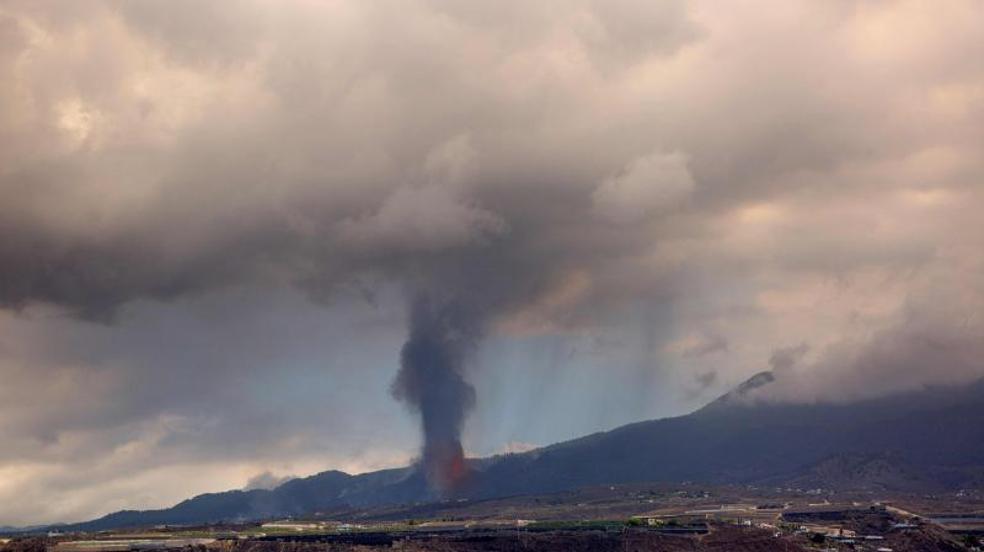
xmin=759 ymin=315 xmax=984 ymax=404
xmin=768 ymin=343 xmax=809 ymax=374
xmin=695 ymin=371 xmax=716 ymax=387
xmin=579 ymin=0 xmax=701 ymax=69
xmin=681 ymin=333 xmax=728 ymax=359
xmin=338 ymin=186 xmax=507 ymax=253
xmin=592 ymin=151 xmax=695 ymax=225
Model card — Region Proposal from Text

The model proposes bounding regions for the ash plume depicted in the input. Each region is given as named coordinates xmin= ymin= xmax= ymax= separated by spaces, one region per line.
xmin=391 ymin=295 xmax=481 ymax=491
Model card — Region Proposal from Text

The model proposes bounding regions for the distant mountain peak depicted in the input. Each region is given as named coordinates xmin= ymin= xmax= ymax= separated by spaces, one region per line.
xmin=698 ymin=370 xmax=775 ymax=413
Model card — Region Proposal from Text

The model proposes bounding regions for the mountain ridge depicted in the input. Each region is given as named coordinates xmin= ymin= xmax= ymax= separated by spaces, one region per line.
xmin=38 ymin=372 xmax=984 ymax=532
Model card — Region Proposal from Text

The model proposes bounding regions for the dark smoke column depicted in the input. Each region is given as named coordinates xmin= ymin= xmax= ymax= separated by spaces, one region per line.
xmin=392 ymin=295 xmax=479 ymax=492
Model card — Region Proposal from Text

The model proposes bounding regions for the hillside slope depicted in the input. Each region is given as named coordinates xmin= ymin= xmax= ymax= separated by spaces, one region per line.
xmin=59 ymin=374 xmax=984 ymax=531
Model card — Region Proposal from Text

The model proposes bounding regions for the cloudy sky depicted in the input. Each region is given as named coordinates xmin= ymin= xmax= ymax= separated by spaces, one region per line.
xmin=2 ymin=0 xmax=984 ymax=526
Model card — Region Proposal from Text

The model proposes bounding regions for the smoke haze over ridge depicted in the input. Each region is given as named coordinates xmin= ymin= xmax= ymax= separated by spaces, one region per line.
xmin=1 ymin=0 xmax=984 ymax=525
